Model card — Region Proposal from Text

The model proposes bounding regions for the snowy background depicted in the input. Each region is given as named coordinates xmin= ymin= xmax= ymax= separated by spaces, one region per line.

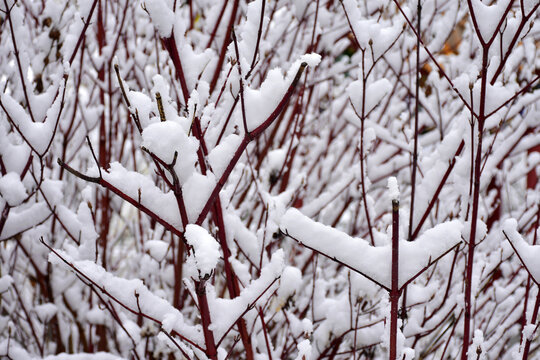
xmin=0 ymin=0 xmax=539 ymax=359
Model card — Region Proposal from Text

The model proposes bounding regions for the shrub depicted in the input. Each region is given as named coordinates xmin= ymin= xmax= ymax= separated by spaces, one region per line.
xmin=0 ymin=0 xmax=539 ymax=359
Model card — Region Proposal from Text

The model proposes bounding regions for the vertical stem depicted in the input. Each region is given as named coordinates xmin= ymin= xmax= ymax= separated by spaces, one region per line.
xmin=209 ymin=0 xmax=239 ymax=93
xmin=161 ymin=36 xmax=190 ymax=105
xmin=390 ymin=198 xmax=400 ymax=360
xmin=359 ymin=50 xmax=375 ymax=246
xmin=206 ymin=0 xmax=228 ymax=49
xmin=196 ymin=280 xmax=218 ymax=360
xmin=522 ymin=289 xmax=540 ymax=360
xmin=259 ymin=308 xmax=273 ymax=360
xmin=461 ymin=47 xmax=488 ymax=360
xmin=408 ymin=0 xmax=421 ymax=240
xmin=527 ymin=145 xmax=540 ymax=189
xmin=213 ymin=199 xmax=254 ymax=360
xmin=173 ymin=234 xmax=185 ymax=309
xmin=403 ymin=0 xmax=422 ymax=326
xmin=96 ymin=0 xmax=110 ymax=351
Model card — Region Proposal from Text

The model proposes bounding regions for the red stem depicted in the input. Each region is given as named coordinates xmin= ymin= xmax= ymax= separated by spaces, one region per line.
xmin=162 ymin=36 xmax=190 ymax=105
xmin=389 ymin=198 xmax=400 ymax=360
xmin=196 ymin=280 xmax=218 ymax=360
xmin=522 ymin=290 xmax=540 ymax=359
xmin=461 ymin=42 xmax=489 ymax=360
xmin=209 ymin=0 xmax=239 ymax=94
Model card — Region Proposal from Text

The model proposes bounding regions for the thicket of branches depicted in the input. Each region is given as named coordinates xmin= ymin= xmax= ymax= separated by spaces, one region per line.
xmin=0 ymin=0 xmax=539 ymax=359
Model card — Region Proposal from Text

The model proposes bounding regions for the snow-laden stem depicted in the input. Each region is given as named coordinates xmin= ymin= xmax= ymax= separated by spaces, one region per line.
xmin=180 ymin=34 xmax=254 ymax=354
xmin=410 ymin=141 xmax=465 ymax=240
xmin=213 ymin=199 xmax=255 ymax=360
xmin=57 ymin=158 xmax=184 ymax=237
xmin=41 ymin=239 xmax=204 ymax=351
xmin=390 ymin=198 xmax=400 ymax=360
xmin=195 ymin=62 xmax=307 ymax=225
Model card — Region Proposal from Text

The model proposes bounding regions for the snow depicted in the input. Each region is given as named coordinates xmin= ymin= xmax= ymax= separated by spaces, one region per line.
xmin=152 ymin=75 xmax=192 ymax=130
xmin=224 ymin=212 xmax=261 ymax=264
xmin=98 ymin=162 xmax=183 ymax=230
xmin=413 ymin=123 xmax=465 ymax=228
xmin=292 ymin=0 xmax=310 ymax=19
xmin=244 ymin=57 xmax=317 ymax=132
xmin=208 ymin=250 xmax=284 ymax=340
xmin=387 ymin=176 xmax=399 ymax=201
xmin=145 ymin=240 xmax=170 ymax=261
xmin=182 ymin=172 xmax=216 ymax=222
xmin=34 ymin=303 xmax=58 ymax=323
xmin=0 ymin=136 xmax=31 ymax=174
xmin=340 ymin=1 xmax=402 ymax=57
xmin=0 ymin=202 xmax=49 ymax=241
xmin=0 ymin=275 xmax=13 ymax=293
xmin=523 ymin=0 xmax=537 ymax=13
xmin=0 ymin=343 xmax=125 ymax=360
xmin=363 ymin=127 xmax=376 ymax=153
xmin=523 ymin=324 xmax=536 ymax=341
xmin=300 ymin=167 xmax=357 ymax=217
xmin=171 ymin=25 xmax=215 ymax=91
xmin=347 ymin=78 xmax=392 ymax=115
xmin=0 ymin=172 xmax=27 ymax=206
xmin=67 ymin=202 xmax=98 ymax=261
xmin=300 ymin=53 xmax=322 ymax=67
xmin=244 ymin=68 xmax=290 ymax=132
xmin=185 ymin=224 xmax=221 ymax=278
xmin=237 ymin=0 xmax=267 ymax=70
xmin=30 ymin=80 xmax=62 ymax=123
xmin=0 ymin=92 xmax=54 ymax=155
xmin=276 ymin=266 xmax=302 ymax=310
xmin=301 ymin=318 xmax=313 ymax=336
xmin=142 ymin=120 xmax=199 ymax=184
xmin=208 ymin=134 xmax=242 ymax=178
xmin=470 ymin=0 xmax=512 ymax=43
xmin=470 ymin=330 xmax=486 ymax=360
xmin=41 ymin=179 xmax=64 ymax=206
xmin=127 ymin=91 xmax=153 ymax=128
xmin=503 ymin=219 xmax=540 ymax=284
xmin=267 ymin=148 xmax=287 ymax=171
xmin=295 ymin=339 xmax=312 ymax=360
xmin=1 ymin=0 xmax=537 ymax=358
xmin=145 ymin=0 xmax=175 ymax=37
xmin=281 ymin=208 xmax=462 ymax=289
xmin=86 ymin=307 xmax=107 ymax=325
